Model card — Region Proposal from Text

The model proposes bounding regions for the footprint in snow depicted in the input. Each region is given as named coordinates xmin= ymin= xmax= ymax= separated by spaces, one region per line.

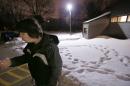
xmin=102 ymin=68 xmax=115 ymax=73
xmin=115 ymin=74 xmax=130 ymax=81
xmin=125 ymin=74 xmax=130 ymax=77
xmin=95 ymin=69 xmax=109 ymax=74
xmin=72 ymin=61 xmax=78 ymax=64
xmin=76 ymin=69 xmax=85 ymax=73
xmin=68 ymin=57 xmax=72 ymax=60
xmin=86 ymin=68 xmax=96 ymax=72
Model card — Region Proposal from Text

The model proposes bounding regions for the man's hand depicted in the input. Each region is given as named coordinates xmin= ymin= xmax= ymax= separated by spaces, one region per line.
xmin=0 ymin=58 xmax=11 ymax=70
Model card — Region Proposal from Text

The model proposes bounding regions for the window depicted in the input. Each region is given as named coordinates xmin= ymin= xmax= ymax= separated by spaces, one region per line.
xmin=111 ymin=17 xmax=118 ymax=22
xmin=127 ymin=15 xmax=130 ymax=22
xmin=111 ymin=15 xmax=130 ymax=23
xmin=118 ymin=16 xmax=127 ymax=22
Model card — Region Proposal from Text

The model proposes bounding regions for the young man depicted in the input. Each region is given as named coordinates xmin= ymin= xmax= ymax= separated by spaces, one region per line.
xmin=0 ymin=17 xmax=62 ymax=86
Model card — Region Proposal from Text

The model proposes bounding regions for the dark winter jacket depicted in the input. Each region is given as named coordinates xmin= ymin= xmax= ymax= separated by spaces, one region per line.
xmin=10 ymin=33 xmax=62 ymax=86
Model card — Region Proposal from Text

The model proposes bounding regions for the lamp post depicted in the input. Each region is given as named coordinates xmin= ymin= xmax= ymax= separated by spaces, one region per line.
xmin=66 ymin=3 xmax=73 ymax=34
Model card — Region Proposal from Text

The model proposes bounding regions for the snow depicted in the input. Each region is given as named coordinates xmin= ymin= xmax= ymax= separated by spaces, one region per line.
xmin=56 ymin=32 xmax=130 ymax=86
xmin=0 ymin=32 xmax=130 ymax=86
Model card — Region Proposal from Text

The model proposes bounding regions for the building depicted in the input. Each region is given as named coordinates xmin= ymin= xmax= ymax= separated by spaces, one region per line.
xmin=83 ymin=1 xmax=130 ymax=39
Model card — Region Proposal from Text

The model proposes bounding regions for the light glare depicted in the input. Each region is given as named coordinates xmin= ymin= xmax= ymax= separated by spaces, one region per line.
xmin=121 ymin=16 xmax=127 ymax=22
xmin=66 ymin=3 xmax=73 ymax=11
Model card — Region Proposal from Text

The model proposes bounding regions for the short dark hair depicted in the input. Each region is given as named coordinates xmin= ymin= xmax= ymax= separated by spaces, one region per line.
xmin=15 ymin=18 xmax=43 ymax=38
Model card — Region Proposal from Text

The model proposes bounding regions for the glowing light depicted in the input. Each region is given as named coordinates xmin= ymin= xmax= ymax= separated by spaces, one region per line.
xmin=66 ymin=3 xmax=73 ymax=12
xmin=66 ymin=3 xmax=73 ymax=34
xmin=118 ymin=16 xmax=127 ymax=22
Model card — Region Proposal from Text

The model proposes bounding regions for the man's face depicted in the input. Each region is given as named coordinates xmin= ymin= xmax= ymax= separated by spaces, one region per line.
xmin=19 ymin=32 xmax=34 ymax=43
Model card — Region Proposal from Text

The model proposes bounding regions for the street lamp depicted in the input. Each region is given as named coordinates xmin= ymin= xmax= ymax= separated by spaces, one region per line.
xmin=66 ymin=3 xmax=73 ymax=34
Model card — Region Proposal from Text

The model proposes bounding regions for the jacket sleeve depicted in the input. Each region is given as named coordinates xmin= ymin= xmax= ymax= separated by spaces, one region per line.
xmin=10 ymin=44 xmax=31 ymax=67
xmin=10 ymin=54 xmax=29 ymax=67
xmin=46 ymin=44 xmax=62 ymax=86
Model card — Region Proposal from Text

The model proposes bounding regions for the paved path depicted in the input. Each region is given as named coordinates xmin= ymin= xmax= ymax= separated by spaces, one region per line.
xmin=0 ymin=64 xmax=32 ymax=86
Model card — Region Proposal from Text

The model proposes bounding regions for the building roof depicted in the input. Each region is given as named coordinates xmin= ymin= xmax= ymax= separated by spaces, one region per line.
xmin=83 ymin=11 xmax=110 ymax=24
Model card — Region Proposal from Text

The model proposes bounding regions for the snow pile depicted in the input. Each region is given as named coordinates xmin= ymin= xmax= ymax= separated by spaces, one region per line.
xmin=53 ymin=32 xmax=82 ymax=41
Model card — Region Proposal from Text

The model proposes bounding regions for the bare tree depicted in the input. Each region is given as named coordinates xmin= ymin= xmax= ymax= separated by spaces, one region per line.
xmin=0 ymin=0 xmax=53 ymax=21
xmin=23 ymin=0 xmax=53 ymax=15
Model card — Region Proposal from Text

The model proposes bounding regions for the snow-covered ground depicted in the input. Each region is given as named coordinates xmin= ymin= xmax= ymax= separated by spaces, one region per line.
xmin=57 ymin=33 xmax=130 ymax=86
xmin=0 ymin=32 xmax=130 ymax=86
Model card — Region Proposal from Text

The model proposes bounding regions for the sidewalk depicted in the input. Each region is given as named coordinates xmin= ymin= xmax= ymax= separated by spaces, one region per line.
xmin=0 ymin=64 xmax=32 ymax=86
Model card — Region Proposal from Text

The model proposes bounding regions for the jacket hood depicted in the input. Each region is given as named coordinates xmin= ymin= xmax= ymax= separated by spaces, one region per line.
xmin=42 ymin=33 xmax=59 ymax=45
xmin=48 ymin=34 xmax=59 ymax=45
